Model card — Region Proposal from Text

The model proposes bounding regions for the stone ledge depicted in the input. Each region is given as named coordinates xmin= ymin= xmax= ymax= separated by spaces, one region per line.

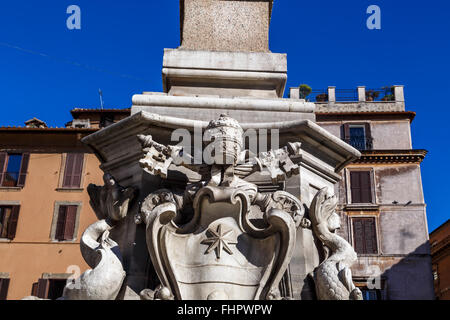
xmin=163 ymin=49 xmax=287 ymax=72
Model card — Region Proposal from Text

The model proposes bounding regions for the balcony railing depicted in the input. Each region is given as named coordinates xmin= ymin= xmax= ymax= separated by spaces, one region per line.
xmin=291 ymin=86 xmax=403 ymax=104
xmin=307 ymin=90 xmax=328 ymax=102
xmin=344 ymin=137 xmax=373 ymax=151
xmin=336 ymin=89 xmax=358 ymax=102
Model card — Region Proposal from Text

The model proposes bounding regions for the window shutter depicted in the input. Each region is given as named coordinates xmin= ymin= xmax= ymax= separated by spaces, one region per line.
xmin=55 ymin=205 xmax=67 ymax=241
xmin=0 ymin=152 xmax=6 ymax=186
xmin=360 ymin=171 xmax=373 ymax=203
xmin=71 ymin=154 xmax=84 ymax=188
xmin=350 ymin=172 xmax=362 ymax=203
xmin=7 ymin=205 xmax=20 ymax=240
xmin=63 ymin=205 xmax=78 ymax=240
xmin=31 ymin=282 xmax=39 ymax=296
xmin=0 ymin=278 xmax=10 ymax=300
xmin=16 ymin=153 xmax=30 ymax=187
xmin=353 ymin=218 xmax=365 ymax=254
xmin=364 ymin=218 xmax=378 ymax=254
xmin=350 ymin=171 xmax=373 ymax=204
xmin=63 ymin=153 xmax=84 ymax=188
xmin=36 ymin=279 xmax=49 ymax=299
xmin=353 ymin=218 xmax=378 ymax=255
xmin=342 ymin=124 xmax=351 ymax=142
xmin=62 ymin=154 xmax=75 ymax=188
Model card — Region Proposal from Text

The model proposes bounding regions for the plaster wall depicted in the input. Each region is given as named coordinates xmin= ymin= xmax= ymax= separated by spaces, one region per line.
xmin=0 ymin=153 xmax=101 ymax=299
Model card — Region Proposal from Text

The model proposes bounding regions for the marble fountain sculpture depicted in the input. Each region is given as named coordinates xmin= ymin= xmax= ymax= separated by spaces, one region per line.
xmin=23 ymin=0 xmax=366 ymax=301
xmin=55 ymin=114 xmax=362 ymax=301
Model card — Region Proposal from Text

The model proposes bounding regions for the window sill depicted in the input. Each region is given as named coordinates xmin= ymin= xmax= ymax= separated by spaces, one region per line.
xmin=356 ymin=253 xmax=380 ymax=257
xmin=0 ymin=238 xmax=12 ymax=243
xmin=55 ymin=188 xmax=84 ymax=193
xmin=50 ymin=239 xmax=78 ymax=244
xmin=345 ymin=203 xmax=379 ymax=211
xmin=0 ymin=187 xmax=22 ymax=192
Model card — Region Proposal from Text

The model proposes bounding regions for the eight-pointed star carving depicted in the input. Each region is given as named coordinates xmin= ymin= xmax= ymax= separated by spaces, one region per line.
xmin=201 ymin=224 xmax=237 ymax=259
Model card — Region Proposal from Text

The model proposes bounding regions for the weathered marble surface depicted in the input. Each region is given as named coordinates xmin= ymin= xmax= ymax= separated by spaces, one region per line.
xmin=180 ymin=0 xmax=273 ymax=52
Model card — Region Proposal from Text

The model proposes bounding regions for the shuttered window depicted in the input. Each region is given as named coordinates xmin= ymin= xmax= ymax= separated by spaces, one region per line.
xmin=0 ymin=153 xmax=30 ymax=188
xmin=62 ymin=153 xmax=84 ymax=188
xmin=0 ymin=278 xmax=10 ymax=300
xmin=33 ymin=278 xmax=66 ymax=300
xmin=0 ymin=205 xmax=21 ymax=240
xmin=350 ymin=171 xmax=373 ymax=204
xmin=54 ymin=205 xmax=78 ymax=241
xmin=352 ymin=217 xmax=378 ymax=254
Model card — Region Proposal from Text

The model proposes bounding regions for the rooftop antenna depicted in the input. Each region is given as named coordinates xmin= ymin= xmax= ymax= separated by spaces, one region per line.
xmin=99 ymin=88 xmax=104 ymax=109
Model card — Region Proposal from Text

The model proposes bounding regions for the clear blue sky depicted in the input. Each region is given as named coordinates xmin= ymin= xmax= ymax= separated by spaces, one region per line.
xmin=0 ymin=1 xmax=448 ymax=232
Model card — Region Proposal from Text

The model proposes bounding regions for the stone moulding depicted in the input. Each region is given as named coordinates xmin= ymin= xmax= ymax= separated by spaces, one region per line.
xmin=82 ymin=111 xmax=360 ymax=174
xmin=131 ymin=94 xmax=315 ymax=114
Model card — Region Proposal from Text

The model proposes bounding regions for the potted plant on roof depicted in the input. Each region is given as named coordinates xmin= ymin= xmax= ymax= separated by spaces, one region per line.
xmin=366 ymin=89 xmax=380 ymax=102
xmin=381 ymin=86 xmax=395 ymax=101
xmin=298 ymin=84 xmax=312 ymax=100
xmin=316 ymin=93 xmax=328 ymax=102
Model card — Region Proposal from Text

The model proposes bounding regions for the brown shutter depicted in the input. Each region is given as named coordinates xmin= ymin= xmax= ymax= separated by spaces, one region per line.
xmin=31 ymin=282 xmax=39 ymax=296
xmin=16 ymin=153 xmax=30 ymax=187
xmin=350 ymin=171 xmax=373 ymax=204
xmin=360 ymin=171 xmax=373 ymax=203
xmin=62 ymin=154 xmax=75 ymax=188
xmin=55 ymin=205 xmax=67 ymax=241
xmin=364 ymin=218 xmax=378 ymax=254
xmin=353 ymin=218 xmax=378 ymax=255
xmin=350 ymin=172 xmax=362 ymax=203
xmin=0 ymin=152 xmax=7 ymax=186
xmin=71 ymin=154 xmax=84 ymax=188
xmin=7 ymin=205 xmax=20 ymax=240
xmin=0 ymin=278 xmax=10 ymax=300
xmin=63 ymin=205 xmax=78 ymax=240
xmin=36 ymin=279 xmax=49 ymax=299
xmin=63 ymin=153 xmax=84 ymax=188
xmin=353 ymin=218 xmax=365 ymax=254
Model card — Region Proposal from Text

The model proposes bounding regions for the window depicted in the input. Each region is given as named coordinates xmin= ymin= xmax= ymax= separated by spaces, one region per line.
xmin=0 ymin=278 xmax=10 ymax=300
xmin=0 ymin=205 xmax=20 ymax=240
xmin=62 ymin=153 xmax=84 ymax=189
xmin=361 ymin=288 xmax=382 ymax=300
xmin=352 ymin=217 xmax=378 ymax=254
xmin=342 ymin=123 xmax=372 ymax=151
xmin=54 ymin=205 xmax=78 ymax=241
xmin=0 ymin=153 xmax=30 ymax=188
xmin=32 ymin=278 xmax=67 ymax=300
xmin=349 ymin=171 xmax=373 ymax=204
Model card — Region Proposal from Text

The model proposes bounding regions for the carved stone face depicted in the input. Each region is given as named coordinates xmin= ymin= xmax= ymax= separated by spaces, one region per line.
xmin=327 ymin=212 xmax=341 ymax=232
xmin=204 ymin=115 xmax=244 ymax=166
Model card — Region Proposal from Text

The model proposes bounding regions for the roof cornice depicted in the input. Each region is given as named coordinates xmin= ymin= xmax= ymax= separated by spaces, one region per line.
xmin=352 ymin=149 xmax=428 ymax=164
xmin=316 ymin=111 xmax=416 ymax=123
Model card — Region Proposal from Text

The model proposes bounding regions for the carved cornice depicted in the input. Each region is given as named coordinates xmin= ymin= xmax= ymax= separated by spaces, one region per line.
xmin=352 ymin=150 xmax=427 ymax=164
